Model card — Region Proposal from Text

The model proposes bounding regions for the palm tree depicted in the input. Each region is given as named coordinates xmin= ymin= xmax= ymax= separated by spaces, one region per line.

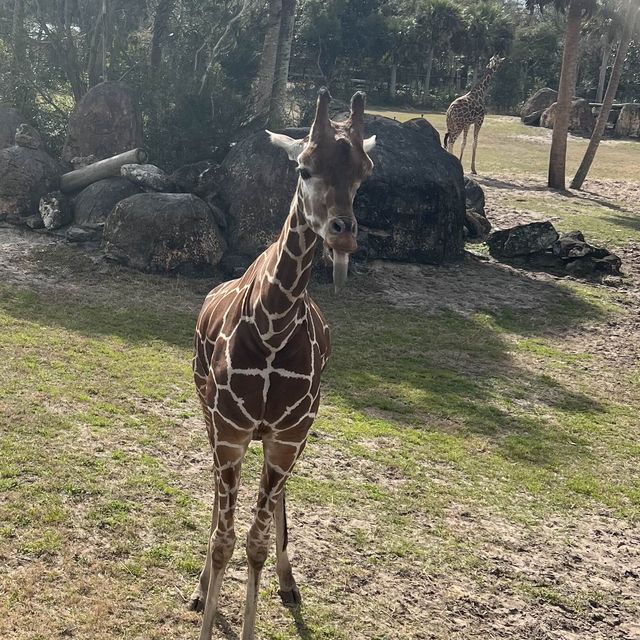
xmin=588 ymin=0 xmax=625 ymax=102
xmin=253 ymin=0 xmax=284 ymax=118
xmin=571 ymin=0 xmax=640 ymax=189
xmin=415 ymin=0 xmax=464 ymax=94
xmin=526 ymin=0 xmax=598 ymax=190
xmin=270 ymin=0 xmax=297 ymax=126
xmin=459 ymin=1 xmax=514 ymax=87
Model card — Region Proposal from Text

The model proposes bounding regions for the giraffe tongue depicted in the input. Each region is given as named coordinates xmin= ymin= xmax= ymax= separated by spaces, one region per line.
xmin=332 ymin=250 xmax=349 ymax=294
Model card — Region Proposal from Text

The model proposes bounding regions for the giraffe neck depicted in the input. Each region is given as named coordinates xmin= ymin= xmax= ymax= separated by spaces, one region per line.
xmin=468 ymin=68 xmax=495 ymax=102
xmin=253 ymin=181 xmax=318 ymax=346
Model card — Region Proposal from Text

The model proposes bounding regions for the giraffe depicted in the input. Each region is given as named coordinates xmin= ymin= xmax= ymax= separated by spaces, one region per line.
xmin=444 ymin=54 xmax=505 ymax=175
xmin=189 ymin=88 xmax=376 ymax=640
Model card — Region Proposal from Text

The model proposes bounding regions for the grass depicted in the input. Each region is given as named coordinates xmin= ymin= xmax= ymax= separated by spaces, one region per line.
xmin=1 ymin=271 xmax=638 ymax=638
xmin=367 ymin=108 xmax=640 ymax=184
xmin=1 ymin=117 xmax=640 ymax=638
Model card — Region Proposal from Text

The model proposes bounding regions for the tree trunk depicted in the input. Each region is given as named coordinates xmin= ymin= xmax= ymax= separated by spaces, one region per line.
xmin=596 ymin=32 xmax=610 ymax=103
xmin=151 ymin=0 xmax=174 ymax=72
xmin=10 ymin=0 xmax=27 ymax=108
xmin=548 ymin=0 xmax=584 ymax=190
xmin=571 ymin=2 xmax=639 ymax=190
xmin=87 ymin=0 xmax=108 ymax=87
xmin=60 ymin=148 xmax=148 ymax=193
xmin=268 ymin=0 xmax=296 ymax=128
xmin=389 ymin=64 xmax=397 ymax=99
xmin=424 ymin=47 xmax=434 ymax=94
xmin=252 ymin=0 xmax=282 ymax=117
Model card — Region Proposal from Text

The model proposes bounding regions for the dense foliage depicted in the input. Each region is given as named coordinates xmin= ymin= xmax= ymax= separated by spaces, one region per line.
xmin=0 ymin=0 xmax=637 ymax=167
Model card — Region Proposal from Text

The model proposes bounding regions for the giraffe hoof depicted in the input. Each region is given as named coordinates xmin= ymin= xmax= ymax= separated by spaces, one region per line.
xmin=187 ymin=593 xmax=205 ymax=613
xmin=278 ymin=587 xmax=301 ymax=608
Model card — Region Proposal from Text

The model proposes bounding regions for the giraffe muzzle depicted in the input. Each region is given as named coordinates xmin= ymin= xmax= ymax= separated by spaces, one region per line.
xmin=325 ymin=217 xmax=357 ymax=294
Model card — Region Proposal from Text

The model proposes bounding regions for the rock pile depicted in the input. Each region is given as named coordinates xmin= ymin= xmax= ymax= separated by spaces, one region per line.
xmin=488 ymin=222 xmax=621 ymax=278
xmin=1 ymin=91 xmax=467 ymax=277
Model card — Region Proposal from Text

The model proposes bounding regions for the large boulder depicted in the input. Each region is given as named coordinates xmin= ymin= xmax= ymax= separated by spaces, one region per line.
xmin=522 ymin=110 xmax=544 ymax=127
xmin=0 ymin=106 xmax=24 ymax=148
xmin=73 ymin=177 xmax=142 ymax=226
xmin=15 ymin=123 xmax=43 ymax=150
xmin=487 ymin=221 xmax=559 ymax=259
xmin=521 ymin=88 xmax=558 ymax=121
xmin=121 ymin=163 xmax=174 ymax=192
xmin=62 ymin=81 xmax=143 ymax=163
xmin=213 ymin=115 xmax=465 ymax=264
xmin=615 ymin=103 xmax=640 ymax=137
xmin=171 ymin=160 xmax=218 ymax=193
xmin=103 ymin=193 xmax=226 ymax=273
xmin=463 ymin=176 xmax=490 ymax=239
xmin=540 ymin=98 xmax=595 ymax=134
xmin=0 ymin=146 xmax=61 ymax=223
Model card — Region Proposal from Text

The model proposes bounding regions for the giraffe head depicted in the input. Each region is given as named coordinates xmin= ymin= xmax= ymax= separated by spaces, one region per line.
xmin=487 ymin=54 xmax=505 ymax=72
xmin=267 ymin=88 xmax=376 ymax=292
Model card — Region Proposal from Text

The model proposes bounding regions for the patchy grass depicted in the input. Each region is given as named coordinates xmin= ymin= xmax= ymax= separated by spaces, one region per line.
xmin=1 ymin=251 xmax=639 ymax=639
xmin=368 ymin=109 xmax=640 ymax=183
xmin=2 ymin=115 xmax=640 ymax=638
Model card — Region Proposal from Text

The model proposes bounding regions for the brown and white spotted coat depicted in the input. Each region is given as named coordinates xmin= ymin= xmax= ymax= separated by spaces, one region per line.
xmin=190 ymin=89 xmax=376 ymax=640
xmin=444 ymin=54 xmax=505 ymax=175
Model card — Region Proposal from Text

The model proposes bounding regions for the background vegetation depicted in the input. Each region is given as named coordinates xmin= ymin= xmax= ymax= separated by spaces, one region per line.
xmin=0 ymin=0 xmax=639 ymax=168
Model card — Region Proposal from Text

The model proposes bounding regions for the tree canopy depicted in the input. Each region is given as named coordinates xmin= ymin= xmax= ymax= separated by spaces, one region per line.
xmin=0 ymin=0 xmax=638 ymax=167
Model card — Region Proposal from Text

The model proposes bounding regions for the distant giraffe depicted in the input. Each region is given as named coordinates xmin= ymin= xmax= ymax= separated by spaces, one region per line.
xmin=444 ymin=55 xmax=505 ymax=175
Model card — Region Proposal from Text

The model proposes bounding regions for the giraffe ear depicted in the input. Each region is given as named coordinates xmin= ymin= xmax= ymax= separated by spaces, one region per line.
xmin=266 ymin=130 xmax=306 ymax=162
xmin=363 ymin=135 xmax=376 ymax=153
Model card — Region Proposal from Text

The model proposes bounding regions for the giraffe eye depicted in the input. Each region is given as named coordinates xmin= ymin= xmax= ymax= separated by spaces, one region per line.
xmin=298 ymin=167 xmax=311 ymax=180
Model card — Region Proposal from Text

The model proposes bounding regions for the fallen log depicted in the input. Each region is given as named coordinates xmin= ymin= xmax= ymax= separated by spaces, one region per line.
xmin=60 ymin=148 xmax=148 ymax=193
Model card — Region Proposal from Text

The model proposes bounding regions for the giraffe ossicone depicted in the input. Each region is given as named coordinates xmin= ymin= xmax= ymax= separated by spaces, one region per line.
xmin=191 ymin=87 xmax=376 ymax=640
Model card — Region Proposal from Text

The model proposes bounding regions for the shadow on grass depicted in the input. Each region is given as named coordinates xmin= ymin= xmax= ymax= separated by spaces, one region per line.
xmin=0 ymin=255 xmax=610 ymax=470
xmin=0 ymin=284 xmax=196 ymax=348
xmin=475 ymin=176 xmax=549 ymax=192
xmin=317 ymin=274 xmax=608 ymax=470
xmin=602 ymin=213 xmax=640 ymax=233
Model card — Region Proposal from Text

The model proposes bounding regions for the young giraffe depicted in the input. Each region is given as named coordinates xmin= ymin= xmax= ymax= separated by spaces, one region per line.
xmin=190 ymin=88 xmax=376 ymax=640
xmin=444 ymin=54 xmax=505 ymax=175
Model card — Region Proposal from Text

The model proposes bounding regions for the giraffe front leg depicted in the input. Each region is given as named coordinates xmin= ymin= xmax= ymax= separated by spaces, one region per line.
xmin=275 ymin=490 xmax=301 ymax=607
xmin=199 ymin=453 xmax=247 ymax=640
xmin=241 ymin=436 xmax=306 ymax=640
xmin=188 ymin=490 xmax=218 ymax=612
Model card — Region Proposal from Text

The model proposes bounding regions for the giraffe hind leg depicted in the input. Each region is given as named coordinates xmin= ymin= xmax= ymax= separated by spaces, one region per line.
xmin=471 ymin=121 xmax=482 ymax=175
xmin=275 ymin=490 xmax=301 ymax=607
xmin=459 ymin=126 xmax=469 ymax=164
xmin=241 ymin=434 xmax=306 ymax=639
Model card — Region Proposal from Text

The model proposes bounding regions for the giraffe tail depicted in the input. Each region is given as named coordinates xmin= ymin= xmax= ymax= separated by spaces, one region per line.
xmin=443 ymin=132 xmax=449 ymax=149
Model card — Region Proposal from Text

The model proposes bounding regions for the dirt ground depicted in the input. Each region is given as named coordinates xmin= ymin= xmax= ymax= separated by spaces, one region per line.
xmin=1 ymin=174 xmax=640 ymax=640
